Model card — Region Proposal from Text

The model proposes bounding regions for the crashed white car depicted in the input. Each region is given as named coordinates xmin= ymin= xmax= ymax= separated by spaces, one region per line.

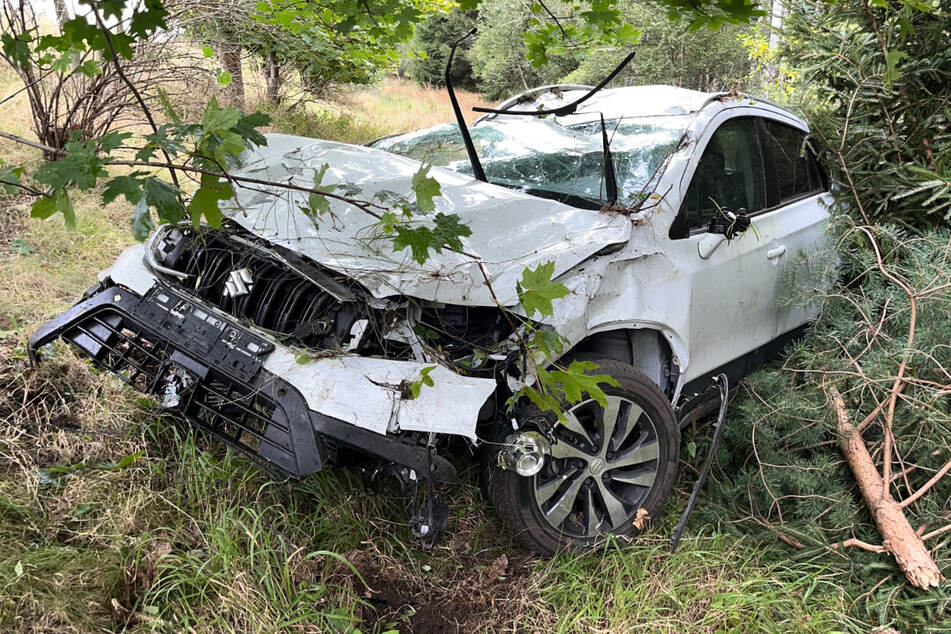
xmin=30 ymin=84 xmax=831 ymax=554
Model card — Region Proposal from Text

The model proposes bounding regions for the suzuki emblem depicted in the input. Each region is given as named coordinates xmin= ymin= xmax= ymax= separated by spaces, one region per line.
xmin=223 ymin=267 xmax=253 ymax=298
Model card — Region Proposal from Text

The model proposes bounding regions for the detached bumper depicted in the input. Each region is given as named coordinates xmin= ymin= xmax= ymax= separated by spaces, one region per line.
xmin=29 ymin=256 xmax=496 ymax=481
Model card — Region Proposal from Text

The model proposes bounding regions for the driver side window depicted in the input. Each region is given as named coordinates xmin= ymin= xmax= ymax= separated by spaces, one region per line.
xmin=669 ymin=117 xmax=767 ymax=239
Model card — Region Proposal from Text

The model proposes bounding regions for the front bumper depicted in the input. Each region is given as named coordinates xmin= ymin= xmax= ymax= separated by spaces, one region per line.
xmin=28 ymin=245 xmax=497 ymax=481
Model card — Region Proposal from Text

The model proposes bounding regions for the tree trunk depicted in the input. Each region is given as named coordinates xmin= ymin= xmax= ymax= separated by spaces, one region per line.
xmin=831 ymin=390 xmax=944 ymax=589
xmin=264 ymin=49 xmax=280 ymax=106
xmin=220 ymin=39 xmax=245 ymax=110
xmin=52 ymin=0 xmax=70 ymax=28
xmin=768 ymin=0 xmax=786 ymax=53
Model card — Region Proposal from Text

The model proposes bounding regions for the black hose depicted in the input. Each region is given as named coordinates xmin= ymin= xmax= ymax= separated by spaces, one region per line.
xmin=670 ymin=373 xmax=729 ymax=552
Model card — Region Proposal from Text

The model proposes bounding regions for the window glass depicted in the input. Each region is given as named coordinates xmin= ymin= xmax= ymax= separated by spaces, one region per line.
xmin=371 ymin=116 xmax=686 ymax=208
xmin=762 ymin=120 xmax=814 ymax=201
xmin=673 ymin=117 xmax=766 ymax=237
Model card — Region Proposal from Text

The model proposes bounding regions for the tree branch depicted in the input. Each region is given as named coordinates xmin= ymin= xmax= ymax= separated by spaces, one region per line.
xmin=87 ymin=0 xmax=183 ymax=195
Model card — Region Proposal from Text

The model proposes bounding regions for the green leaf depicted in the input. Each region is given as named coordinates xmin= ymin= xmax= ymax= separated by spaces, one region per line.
xmin=156 ymin=86 xmax=181 ymax=124
xmin=431 ymin=213 xmax=470 ymax=252
xmin=200 ymin=99 xmax=242 ymax=136
xmin=9 ymin=238 xmax=33 ymax=255
xmin=537 ymin=360 xmax=619 ymax=410
xmin=411 ymin=164 xmax=440 ymax=213
xmin=516 ymin=261 xmax=570 ymax=318
xmin=0 ymin=162 xmax=23 ymax=194
xmin=131 ymin=197 xmax=154 ymax=241
xmin=102 ymin=173 xmax=146 ymax=205
xmin=187 ymin=173 xmax=232 ymax=228
xmin=202 ymin=44 xmax=214 ymax=57
xmin=884 ymin=48 xmax=908 ymax=89
xmin=408 ymin=365 xmax=437 ymax=399
xmin=144 ymin=177 xmax=184 ymax=223
xmin=98 ymin=131 xmax=132 ymax=153
xmin=114 ymin=450 xmax=143 ymax=469
xmin=30 ymin=189 xmax=74 ymax=230
xmin=391 ymin=213 xmax=471 ymax=264
xmin=307 ymin=193 xmax=330 ymax=216
xmin=232 ymin=112 xmax=271 ymax=147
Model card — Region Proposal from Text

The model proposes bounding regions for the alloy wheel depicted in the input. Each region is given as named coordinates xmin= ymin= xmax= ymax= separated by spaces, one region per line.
xmin=532 ymin=394 xmax=660 ymax=537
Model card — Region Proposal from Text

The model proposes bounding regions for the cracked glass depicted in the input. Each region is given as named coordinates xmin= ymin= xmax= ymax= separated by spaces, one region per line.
xmin=371 ymin=115 xmax=687 ymax=209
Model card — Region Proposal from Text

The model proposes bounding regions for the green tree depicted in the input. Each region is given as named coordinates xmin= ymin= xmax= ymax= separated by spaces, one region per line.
xmin=564 ymin=2 xmax=754 ymax=91
xmin=470 ymin=0 xmax=754 ymax=99
xmin=468 ymin=0 xmax=579 ymax=99
xmin=408 ymin=8 xmax=479 ymax=89
xmin=779 ymin=0 xmax=951 ymax=228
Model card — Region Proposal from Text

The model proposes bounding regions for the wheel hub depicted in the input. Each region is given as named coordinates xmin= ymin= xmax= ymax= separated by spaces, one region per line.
xmin=532 ymin=395 xmax=660 ymax=538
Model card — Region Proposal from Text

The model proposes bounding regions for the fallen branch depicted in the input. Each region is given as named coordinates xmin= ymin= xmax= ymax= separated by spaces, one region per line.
xmin=829 ymin=386 xmax=944 ymax=589
xmin=922 ymin=523 xmax=951 ymax=542
xmin=899 ymin=458 xmax=951 ymax=509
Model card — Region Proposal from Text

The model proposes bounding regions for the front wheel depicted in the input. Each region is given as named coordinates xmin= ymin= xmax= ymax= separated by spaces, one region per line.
xmin=485 ymin=355 xmax=680 ymax=555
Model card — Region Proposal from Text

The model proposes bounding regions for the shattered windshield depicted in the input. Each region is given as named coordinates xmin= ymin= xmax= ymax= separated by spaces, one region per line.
xmin=370 ymin=115 xmax=687 ymax=208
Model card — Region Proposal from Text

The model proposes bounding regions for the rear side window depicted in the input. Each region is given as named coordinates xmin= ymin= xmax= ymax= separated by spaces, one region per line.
xmin=669 ymin=117 xmax=767 ymax=239
xmin=760 ymin=120 xmax=826 ymax=202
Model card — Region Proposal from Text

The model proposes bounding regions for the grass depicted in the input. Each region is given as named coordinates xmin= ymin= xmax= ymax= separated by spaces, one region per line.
xmin=262 ymin=78 xmax=490 ymax=144
xmin=0 ymin=63 xmax=866 ymax=633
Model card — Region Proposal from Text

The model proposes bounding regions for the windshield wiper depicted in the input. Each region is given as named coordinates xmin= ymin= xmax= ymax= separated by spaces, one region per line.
xmin=600 ymin=114 xmax=618 ymax=206
xmin=472 ymin=52 xmax=636 ymax=118
xmin=445 ymin=38 xmax=633 ymax=201
xmin=445 ymin=29 xmax=487 ymax=182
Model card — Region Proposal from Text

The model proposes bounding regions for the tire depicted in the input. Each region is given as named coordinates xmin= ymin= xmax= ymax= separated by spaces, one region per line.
xmin=485 ymin=354 xmax=680 ymax=555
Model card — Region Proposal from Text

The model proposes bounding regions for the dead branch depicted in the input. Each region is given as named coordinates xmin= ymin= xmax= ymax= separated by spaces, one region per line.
xmin=921 ymin=524 xmax=951 ymax=542
xmin=828 ymin=386 xmax=943 ymax=589
xmin=899 ymin=459 xmax=951 ymax=509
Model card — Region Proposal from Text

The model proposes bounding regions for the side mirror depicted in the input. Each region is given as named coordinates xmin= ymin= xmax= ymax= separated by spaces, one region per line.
xmin=707 ymin=208 xmax=751 ymax=240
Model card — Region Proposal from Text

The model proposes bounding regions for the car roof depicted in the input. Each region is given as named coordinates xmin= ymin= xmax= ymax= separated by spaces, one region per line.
xmin=477 ymin=84 xmax=809 ymax=132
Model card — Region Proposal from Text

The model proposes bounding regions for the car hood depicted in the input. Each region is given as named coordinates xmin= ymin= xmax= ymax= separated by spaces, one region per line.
xmin=224 ymin=133 xmax=631 ymax=307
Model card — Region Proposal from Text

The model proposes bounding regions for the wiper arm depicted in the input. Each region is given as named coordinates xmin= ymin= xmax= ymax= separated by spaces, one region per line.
xmin=600 ymin=114 xmax=618 ymax=206
xmin=445 ymin=28 xmax=487 ymax=182
xmin=472 ymin=51 xmax=636 ymax=118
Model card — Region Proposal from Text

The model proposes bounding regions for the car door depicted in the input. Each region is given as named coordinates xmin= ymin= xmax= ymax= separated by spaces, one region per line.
xmin=756 ymin=118 xmax=833 ymax=336
xmin=667 ymin=114 xmax=786 ymax=383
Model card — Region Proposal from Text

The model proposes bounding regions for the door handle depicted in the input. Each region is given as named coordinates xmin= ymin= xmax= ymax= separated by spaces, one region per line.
xmin=766 ymin=245 xmax=786 ymax=260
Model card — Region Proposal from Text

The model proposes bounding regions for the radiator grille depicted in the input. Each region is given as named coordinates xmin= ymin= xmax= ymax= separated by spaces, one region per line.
xmin=160 ymin=229 xmax=355 ymax=349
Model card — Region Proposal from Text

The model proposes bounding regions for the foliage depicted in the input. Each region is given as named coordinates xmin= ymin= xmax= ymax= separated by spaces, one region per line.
xmin=0 ymin=0 xmax=193 ymax=155
xmin=407 ymin=7 xmax=478 ymax=89
xmin=563 ymin=2 xmax=754 ymax=91
xmin=469 ymin=0 xmax=754 ymax=99
xmin=780 ymin=0 xmax=951 ymax=229
xmin=701 ymin=219 xmax=951 ymax=630
xmin=468 ymin=0 xmax=578 ymax=99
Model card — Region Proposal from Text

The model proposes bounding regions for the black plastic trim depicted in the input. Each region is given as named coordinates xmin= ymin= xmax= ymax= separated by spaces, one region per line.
xmin=28 ymin=283 xmax=458 ymax=483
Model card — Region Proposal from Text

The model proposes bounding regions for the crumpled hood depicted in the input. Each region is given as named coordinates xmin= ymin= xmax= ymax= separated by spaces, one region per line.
xmin=225 ymin=133 xmax=631 ymax=306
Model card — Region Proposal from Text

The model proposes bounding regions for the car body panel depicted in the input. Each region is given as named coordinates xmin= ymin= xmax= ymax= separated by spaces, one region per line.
xmin=224 ymin=134 xmax=631 ymax=307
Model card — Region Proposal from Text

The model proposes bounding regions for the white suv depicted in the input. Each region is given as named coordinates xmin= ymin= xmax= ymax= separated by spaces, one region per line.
xmin=30 ymin=84 xmax=831 ymax=553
